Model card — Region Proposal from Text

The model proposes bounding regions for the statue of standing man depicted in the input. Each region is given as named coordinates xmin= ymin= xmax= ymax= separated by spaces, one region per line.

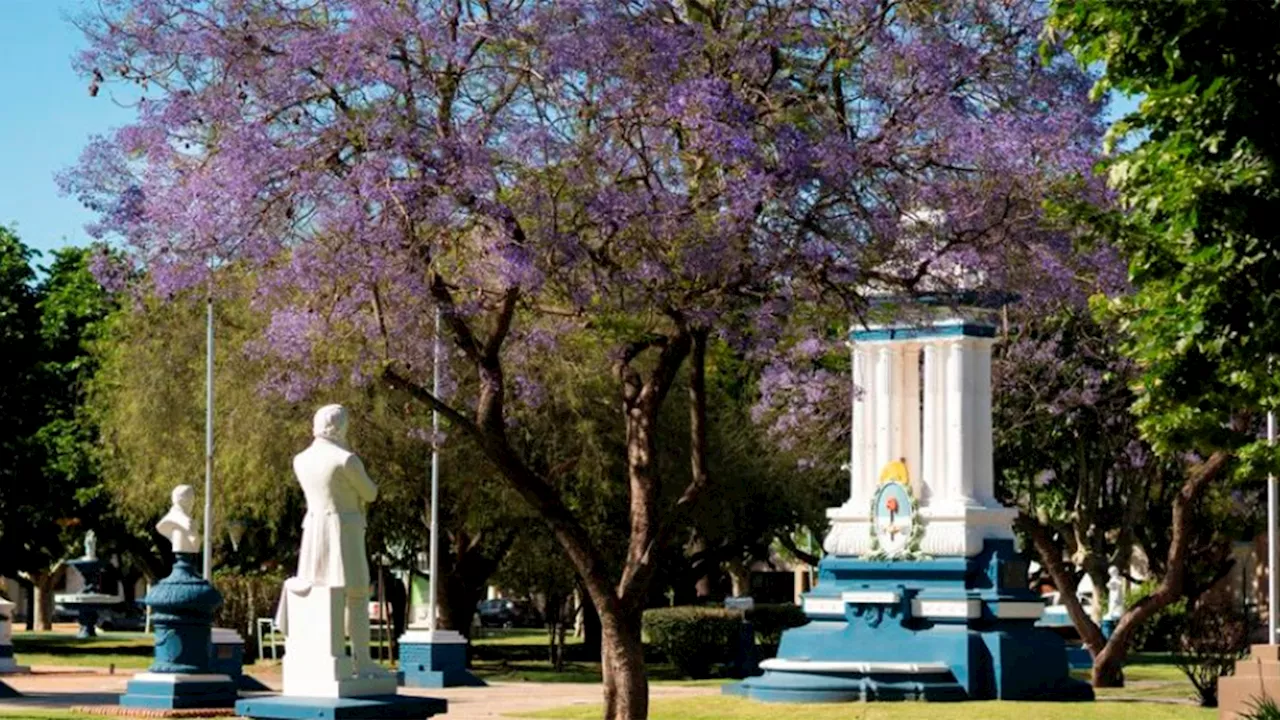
xmin=290 ymin=404 xmax=381 ymax=676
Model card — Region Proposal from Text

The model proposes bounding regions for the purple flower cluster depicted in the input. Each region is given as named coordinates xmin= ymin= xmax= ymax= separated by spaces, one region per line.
xmin=61 ymin=0 xmax=1108 ymax=427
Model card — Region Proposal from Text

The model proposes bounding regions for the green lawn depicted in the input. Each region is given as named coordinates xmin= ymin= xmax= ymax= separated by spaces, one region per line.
xmin=474 ymin=628 xmax=582 ymax=646
xmin=0 ymin=712 xmax=101 ymax=720
xmin=10 ymin=631 xmax=153 ymax=670
xmin=516 ymin=696 xmax=1215 ymax=720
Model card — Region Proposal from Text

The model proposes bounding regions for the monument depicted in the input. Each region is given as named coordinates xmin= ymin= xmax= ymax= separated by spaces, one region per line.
xmin=236 ymin=405 xmax=446 ymax=720
xmin=119 ymin=484 xmax=239 ymax=710
xmin=727 ymin=306 xmax=1093 ymax=702
xmin=56 ymin=531 xmax=125 ymax=639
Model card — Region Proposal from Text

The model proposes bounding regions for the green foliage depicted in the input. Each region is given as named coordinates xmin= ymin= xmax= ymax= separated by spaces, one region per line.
xmin=213 ymin=570 xmax=286 ymax=661
xmin=0 ymin=226 xmax=42 ymax=573
xmin=642 ymin=606 xmax=743 ymax=679
xmin=745 ymin=603 xmax=807 ymax=647
xmin=0 ymin=234 xmax=131 ymax=579
xmin=1245 ymin=697 xmax=1280 ymax=720
xmin=1171 ymin=597 xmax=1252 ymax=708
xmin=1127 ymin=580 xmax=1188 ymax=653
xmin=1049 ymin=0 xmax=1280 ymax=472
xmin=88 ymin=278 xmax=305 ymax=566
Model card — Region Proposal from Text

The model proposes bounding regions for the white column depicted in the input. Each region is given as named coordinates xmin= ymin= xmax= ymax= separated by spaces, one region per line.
xmin=860 ymin=346 xmax=879 ymax=507
xmin=897 ymin=344 xmax=922 ymax=495
xmin=946 ymin=339 xmax=976 ymax=507
xmin=921 ymin=342 xmax=943 ymax=505
xmin=850 ymin=345 xmax=870 ymax=504
xmin=971 ymin=338 xmax=995 ymax=506
xmin=874 ymin=344 xmax=896 ymax=475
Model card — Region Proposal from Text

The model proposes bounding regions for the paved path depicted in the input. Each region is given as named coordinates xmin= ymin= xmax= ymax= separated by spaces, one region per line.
xmin=0 ymin=666 xmax=718 ymax=719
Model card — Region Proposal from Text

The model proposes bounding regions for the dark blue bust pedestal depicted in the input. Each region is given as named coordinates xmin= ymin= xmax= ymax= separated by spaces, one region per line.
xmin=119 ymin=553 xmax=237 ymax=710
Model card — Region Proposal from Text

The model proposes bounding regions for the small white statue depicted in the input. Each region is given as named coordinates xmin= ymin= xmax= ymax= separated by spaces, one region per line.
xmin=288 ymin=404 xmax=381 ymax=677
xmin=156 ymin=485 xmax=200 ymax=554
xmin=83 ymin=530 xmax=98 ymax=560
xmin=1105 ymin=565 xmax=1124 ymax=620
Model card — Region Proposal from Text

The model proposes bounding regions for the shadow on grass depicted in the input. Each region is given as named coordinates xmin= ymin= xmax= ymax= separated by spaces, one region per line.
xmin=12 ymin=633 xmax=152 ymax=659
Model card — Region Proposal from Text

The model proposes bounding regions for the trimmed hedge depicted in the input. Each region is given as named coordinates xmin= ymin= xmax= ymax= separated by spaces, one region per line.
xmin=643 ymin=606 xmax=743 ymax=679
xmin=747 ymin=603 xmax=807 ymax=646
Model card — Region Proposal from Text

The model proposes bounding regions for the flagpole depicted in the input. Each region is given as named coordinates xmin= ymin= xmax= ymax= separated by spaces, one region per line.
xmin=427 ymin=307 xmax=441 ymax=632
xmin=202 ymin=274 xmax=214 ymax=580
xmin=1268 ymin=410 xmax=1276 ymax=644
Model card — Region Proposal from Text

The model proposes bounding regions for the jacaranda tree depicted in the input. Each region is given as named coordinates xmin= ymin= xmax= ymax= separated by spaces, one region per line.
xmin=65 ymin=2 xmax=1100 ymax=716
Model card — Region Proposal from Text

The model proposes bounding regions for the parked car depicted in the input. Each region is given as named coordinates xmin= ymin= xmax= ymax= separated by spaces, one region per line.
xmin=476 ymin=598 xmax=540 ymax=628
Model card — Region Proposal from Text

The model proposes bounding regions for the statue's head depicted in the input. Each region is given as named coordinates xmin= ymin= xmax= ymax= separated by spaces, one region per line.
xmin=313 ymin=404 xmax=350 ymax=444
xmin=1108 ymin=565 xmax=1120 ymax=579
xmin=172 ymin=484 xmax=195 ymax=515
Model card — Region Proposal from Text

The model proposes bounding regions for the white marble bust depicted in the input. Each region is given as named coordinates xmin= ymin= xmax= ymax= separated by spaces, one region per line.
xmin=156 ymin=484 xmax=200 ymax=554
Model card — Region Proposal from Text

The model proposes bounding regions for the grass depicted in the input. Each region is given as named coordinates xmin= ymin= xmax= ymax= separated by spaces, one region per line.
xmin=11 ymin=632 xmax=153 ymax=670
xmin=514 ymin=696 xmax=1216 ymax=720
xmin=0 ymin=707 xmax=102 ymax=712
xmin=474 ymin=628 xmax=583 ymax=646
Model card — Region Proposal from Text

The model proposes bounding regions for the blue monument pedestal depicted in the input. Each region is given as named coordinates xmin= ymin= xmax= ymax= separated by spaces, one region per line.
xmin=727 ymin=540 xmax=1093 ymax=702
xmin=119 ymin=553 xmax=237 ymax=710
xmin=399 ymin=629 xmax=485 ymax=688
xmin=727 ymin=538 xmax=1095 ymax=702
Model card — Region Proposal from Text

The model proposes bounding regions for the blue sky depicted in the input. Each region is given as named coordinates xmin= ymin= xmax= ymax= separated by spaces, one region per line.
xmin=0 ymin=1 xmax=133 ymax=259
xmin=0 ymin=3 xmax=1141 ymax=261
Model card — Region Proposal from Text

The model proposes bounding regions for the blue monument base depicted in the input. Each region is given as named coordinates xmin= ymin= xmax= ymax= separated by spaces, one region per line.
xmin=119 ymin=673 xmax=238 ymax=709
xmin=1065 ymin=645 xmax=1094 ymax=670
xmin=235 ymin=694 xmax=446 ymax=720
xmin=399 ymin=630 xmax=486 ymax=688
xmin=730 ymin=540 xmax=1094 ymax=703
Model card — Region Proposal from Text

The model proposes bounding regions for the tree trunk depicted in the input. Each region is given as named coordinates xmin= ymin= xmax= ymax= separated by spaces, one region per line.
xmin=600 ymin=607 xmax=648 ymax=720
xmin=33 ymin=571 xmax=55 ymax=631
xmin=1021 ymin=450 xmax=1231 ymax=689
xmin=435 ymin=566 xmax=484 ymax=640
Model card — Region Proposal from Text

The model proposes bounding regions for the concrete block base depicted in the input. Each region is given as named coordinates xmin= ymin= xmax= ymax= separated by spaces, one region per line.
xmin=235 ymin=694 xmax=446 ymax=720
xmin=1219 ymin=644 xmax=1280 ymax=719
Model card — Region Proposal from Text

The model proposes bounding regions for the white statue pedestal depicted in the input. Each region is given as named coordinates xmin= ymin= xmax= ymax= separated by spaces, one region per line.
xmin=281 ymin=584 xmax=395 ymax=698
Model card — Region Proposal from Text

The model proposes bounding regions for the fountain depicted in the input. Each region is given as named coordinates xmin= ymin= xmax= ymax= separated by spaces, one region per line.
xmin=54 ymin=531 xmax=124 ymax=639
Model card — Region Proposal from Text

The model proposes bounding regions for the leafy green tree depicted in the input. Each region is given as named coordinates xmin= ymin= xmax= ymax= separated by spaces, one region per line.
xmin=995 ymin=308 xmax=1259 ymax=687
xmin=0 ymin=236 xmax=128 ymax=627
xmin=89 ymin=275 xmax=531 ymax=637
xmin=1047 ymin=0 xmax=1280 ymax=685
xmin=0 ymin=226 xmax=43 ymax=584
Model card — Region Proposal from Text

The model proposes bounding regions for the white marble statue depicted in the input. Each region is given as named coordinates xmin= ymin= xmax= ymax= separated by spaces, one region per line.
xmin=284 ymin=404 xmax=382 ymax=681
xmin=156 ymin=485 xmax=200 ymax=553
xmin=83 ymin=530 xmax=97 ymax=560
xmin=1106 ymin=566 xmax=1124 ymax=621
